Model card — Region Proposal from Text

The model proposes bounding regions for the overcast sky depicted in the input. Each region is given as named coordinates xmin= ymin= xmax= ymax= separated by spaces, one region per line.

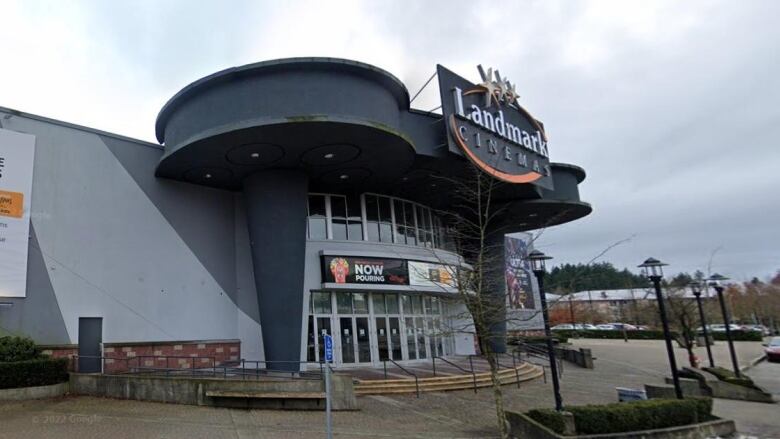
xmin=1 ymin=0 xmax=778 ymax=281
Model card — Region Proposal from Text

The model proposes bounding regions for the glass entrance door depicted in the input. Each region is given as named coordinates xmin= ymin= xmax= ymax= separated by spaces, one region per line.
xmin=355 ymin=317 xmax=372 ymax=363
xmin=375 ymin=317 xmax=389 ymax=361
xmin=389 ymin=317 xmax=402 ymax=360
xmin=339 ymin=317 xmax=355 ymax=363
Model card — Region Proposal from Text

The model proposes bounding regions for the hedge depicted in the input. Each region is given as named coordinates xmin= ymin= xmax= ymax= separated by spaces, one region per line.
xmin=527 ymin=398 xmax=713 ymax=435
xmin=509 ymin=335 xmax=569 ymax=345
xmin=0 ymin=357 xmax=69 ymax=390
xmin=553 ymin=329 xmax=674 ymax=340
xmin=709 ymin=331 xmax=763 ymax=342
xmin=0 ymin=336 xmax=41 ymax=362
xmin=552 ymin=329 xmax=763 ymax=342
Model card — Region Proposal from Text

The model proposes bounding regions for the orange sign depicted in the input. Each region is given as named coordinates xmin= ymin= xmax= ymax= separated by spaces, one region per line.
xmin=0 ymin=190 xmax=24 ymax=218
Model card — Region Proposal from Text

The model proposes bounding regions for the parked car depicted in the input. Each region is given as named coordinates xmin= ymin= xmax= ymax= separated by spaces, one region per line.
xmin=600 ymin=323 xmax=638 ymax=331
xmin=765 ymin=337 xmax=780 ymax=362
xmin=748 ymin=325 xmax=772 ymax=336
xmin=703 ymin=324 xmax=743 ymax=333
xmin=551 ymin=324 xmax=574 ymax=331
xmin=551 ymin=323 xmax=598 ymax=331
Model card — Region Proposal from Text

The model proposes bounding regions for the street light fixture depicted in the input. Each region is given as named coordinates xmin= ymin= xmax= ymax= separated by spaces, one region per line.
xmin=638 ymin=257 xmax=683 ymax=399
xmin=528 ymin=249 xmax=563 ymax=412
xmin=707 ymin=273 xmax=741 ymax=377
xmin=690 ymin=281 xmax=715 ymax=368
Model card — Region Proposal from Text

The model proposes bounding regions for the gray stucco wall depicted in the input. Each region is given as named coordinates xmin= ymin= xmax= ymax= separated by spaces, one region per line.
xmin=0 ymin=110 xmax=262 ymax=358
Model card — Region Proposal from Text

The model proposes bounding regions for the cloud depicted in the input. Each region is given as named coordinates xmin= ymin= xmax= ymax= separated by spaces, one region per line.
xmin=0 ymin=0 xmax=778 ymax=280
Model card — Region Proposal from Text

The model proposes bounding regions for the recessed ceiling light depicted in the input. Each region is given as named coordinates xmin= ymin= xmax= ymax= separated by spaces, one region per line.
xmin=205 ymin=173 xmax=212 ymax=179
xmin=324 ymin=153 xmax=335 ymax=159
xmin=528 ymin=213 xmax=538 ymax=217
xmin=250 ymin=152 xmax=260 ymax=159
xmin=339 ymin=174 xmax=349 ymax=180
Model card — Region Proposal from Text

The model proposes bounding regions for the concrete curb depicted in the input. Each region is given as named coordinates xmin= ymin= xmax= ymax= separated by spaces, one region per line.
xmin=0 ymin=382 xmax=69 ymax=401
xmin=741 ymin=354 xmax=767 ymax=373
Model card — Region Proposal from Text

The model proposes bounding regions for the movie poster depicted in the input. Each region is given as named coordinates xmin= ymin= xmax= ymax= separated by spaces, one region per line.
xmin=505 ymin=234 xmax=535 ymax=309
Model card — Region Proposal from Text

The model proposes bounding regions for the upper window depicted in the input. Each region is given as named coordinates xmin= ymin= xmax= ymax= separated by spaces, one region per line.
xmin=306 ymin=192 xmax=455 ymax=251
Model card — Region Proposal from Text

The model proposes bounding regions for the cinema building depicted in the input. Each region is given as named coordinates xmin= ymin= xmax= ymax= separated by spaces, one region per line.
xmin=0 ymin=58 xmax=590 ymax=371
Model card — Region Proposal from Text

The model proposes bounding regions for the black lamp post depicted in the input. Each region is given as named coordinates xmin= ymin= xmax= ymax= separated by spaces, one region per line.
xmin=529 ymin=249 xmax=563 ymax=412
xmin=638 ymin=257 xmax=683 ymax=399
xmin=690 ymin=282 xmax=715 ymax=368
xmin=707 ymin=274 xmax=741 ymax=377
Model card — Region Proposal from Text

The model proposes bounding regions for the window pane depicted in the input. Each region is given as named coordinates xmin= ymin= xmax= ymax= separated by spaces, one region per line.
xmin=353 ymin=293 xmax=368 ymax=314
xmin=330 ymin=196 xmax=347 ymax=218
xmin=432 ymin=297 xmax=440 ymax=314
xmin=373 ymin=294 xmax=387 ymax=314
xmin=337 ymin=293 xmax=352 ymax=314
xmin=393 ymin=200 xmax=406 ymax=227
xmin=411 ymin=295 xmax=422 ymax=315
xmin=365 ymin=195 xmax=380 ymax=242
xmin=308 ymin=195 xmax=327 ymax=240
xmin=402 ymin=295 xmax=411 ymax=315
xmin=424 ymin=297 xmax=433 ymax=314
xmin=378 ymin=196 xmax=393 ymax=243
xmin=378 ymin=197 xmax=392 ymax=223
xmin=379 ymin=223 xmax=393 ymax=243
xmin=312 ymin=292 xmax=332 ymax=314
xmin=386 ymin=294 xmax=399 ymax=314
xmin=347 ymin=195 xmax=363 ymax=241
xmin=405 ymin=227 xmax=417 ymax=246
xmin=332 ymin=218 xmax=348 ymax=240
xmin=405 ymin=201 xmax=416 ymax=229
xmin=309 ymin=195 xmax=326 ymax=216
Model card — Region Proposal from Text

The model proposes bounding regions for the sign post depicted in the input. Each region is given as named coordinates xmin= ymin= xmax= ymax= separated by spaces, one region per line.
xmin=324 ymin=334 xmax=333 ymax=439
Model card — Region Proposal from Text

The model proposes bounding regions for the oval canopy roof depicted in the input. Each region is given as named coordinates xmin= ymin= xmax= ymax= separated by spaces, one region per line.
xmin=155 ymin=57 xmax=591 ymax=232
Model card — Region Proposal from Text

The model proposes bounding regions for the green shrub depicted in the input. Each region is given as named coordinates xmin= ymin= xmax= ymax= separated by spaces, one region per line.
xmin=526 ymin=408 xmax=566 ymax=434
xmin=703 ymin=366 xmax=760 ymax=389
xmin=0 ymin=357 xmax=69 ymax=389
xmin=526 ymin=398 xmax=713 ymax=435
xmin=709 ymin=331 xmax=762 ymax=342
xmin=0 ymin=336 xmax=41 ymax=362
xmin=554 ymin=329 xmax=676 ymax=340
xmin=510 ymin=335 xmax=569 ymax=345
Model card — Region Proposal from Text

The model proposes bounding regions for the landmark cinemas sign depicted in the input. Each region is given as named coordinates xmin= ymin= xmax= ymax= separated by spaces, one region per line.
xmin=437 ymin=65 xmax=554 ymax=189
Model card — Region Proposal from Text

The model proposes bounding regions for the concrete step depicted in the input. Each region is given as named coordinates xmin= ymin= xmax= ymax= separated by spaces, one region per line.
xmin=357 ymin=363 xmax=534 ymax=386
xmin=354 ymin=364 xmax=543 ymax=395
xmin=355 ymin=371 xmax=542 ymax=395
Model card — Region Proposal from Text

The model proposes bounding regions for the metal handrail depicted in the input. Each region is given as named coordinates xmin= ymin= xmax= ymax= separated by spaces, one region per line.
xmin=515 ymin=344 xmax=563 ymax=378
xmin=467 ymin=354 xmax=524 ymax=390
xmin=382 ymin=358 xmax=420 ymax=398
xmin=70 ymin=355 xmax=322 ymax=380
xmin=432 ymin=356 xmax=477 ymax=393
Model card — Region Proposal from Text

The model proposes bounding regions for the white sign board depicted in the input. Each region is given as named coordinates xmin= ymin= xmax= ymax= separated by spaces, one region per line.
xmin=0 ymin=129 xmax=36 ymax=297
xmin=408 ymin=261 xmax=457 ymax=289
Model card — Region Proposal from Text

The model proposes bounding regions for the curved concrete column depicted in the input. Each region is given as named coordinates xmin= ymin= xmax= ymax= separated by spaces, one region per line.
xmin=243 ymin=170 xmax=309 ymax=371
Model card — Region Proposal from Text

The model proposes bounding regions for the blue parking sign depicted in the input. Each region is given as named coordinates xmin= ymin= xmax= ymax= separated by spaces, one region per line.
xmin=324 ymin=334 xmax=333 ymax=363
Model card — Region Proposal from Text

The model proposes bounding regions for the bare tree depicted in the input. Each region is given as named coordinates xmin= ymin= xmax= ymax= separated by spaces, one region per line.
xmin=397 ymin=161 xmax=629 ymax=438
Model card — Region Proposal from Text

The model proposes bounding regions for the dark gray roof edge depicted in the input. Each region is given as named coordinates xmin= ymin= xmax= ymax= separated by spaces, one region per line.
xmin=408 ymin=108 xmax=444 ymax=119
xmin=155 ymin=57 xmax=412 ymax=143
xmin=551 ymin=162 xmax=586 ymax=183
xmin=0 ymin=105 xmax=162 ymax=150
